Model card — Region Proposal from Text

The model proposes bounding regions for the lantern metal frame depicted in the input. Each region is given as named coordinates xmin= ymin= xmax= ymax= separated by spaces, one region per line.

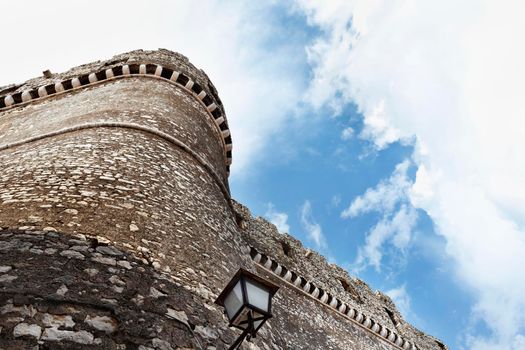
xmin=215 ymin=268 xmax=279 ymax=349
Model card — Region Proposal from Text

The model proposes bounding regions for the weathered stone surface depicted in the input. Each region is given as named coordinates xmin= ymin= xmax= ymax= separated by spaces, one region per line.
xmin=12 ymin=323 xmax=41 ymax=339
xmin=91 ymin=256 xmax=117 ymax=266
xmin=85 ymin=315 xmax=117 ymax=333
xmin=60 ymin=249 xmax=85 ymax=260
xmin=0 ymin=266 xmax=12 ymax=273
xmin=42 ymin=314 xmax=75 ymax=328
xmin=96 ymin=246 xmax=123 ymax=256
xmin=0 ymin=275 xmax=17 ymax=283
xmin=41 ymin=328 xmax=94 ymax=344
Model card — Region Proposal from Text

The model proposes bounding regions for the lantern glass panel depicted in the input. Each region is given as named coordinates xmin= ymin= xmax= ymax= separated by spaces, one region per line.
xmin=234 ymin=307 xmax=251 ymax=329
xmin=254 ymin=319 xmax=264 ymax=331
xmin=245 ymin=279 xmax=270 ymax=313
xmin=224 ymin=281 xmax=243 ymax=320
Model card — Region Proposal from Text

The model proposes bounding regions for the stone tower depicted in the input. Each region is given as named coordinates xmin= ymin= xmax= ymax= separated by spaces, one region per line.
xmin=0 ymin=49 xmax=447 ymax=350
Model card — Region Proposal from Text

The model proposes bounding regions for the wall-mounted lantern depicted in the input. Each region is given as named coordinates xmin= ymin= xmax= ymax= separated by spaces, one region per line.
xmin=215 ymin=268 xmax=279 ymax=349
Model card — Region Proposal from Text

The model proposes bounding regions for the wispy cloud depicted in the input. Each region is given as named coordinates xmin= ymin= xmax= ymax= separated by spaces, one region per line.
xmin=265 ymin=203 xmax=290 ymax=234
xmin=297 ymin=0 xmax=525 ymax=347
xmin=355 ymin=205 xmax=417 ymax=272
xmin=331 ymin=194 xmax=342 ymax=207
xmin=343 ymin=160 xmax=417 ymax=271
xmin=341 ymin=126 xmax=354 ymax=140
xmin=300 ymin=200 xmax=326 ymax=249
xmin=341 ymin=160 xmax=412 ymax=218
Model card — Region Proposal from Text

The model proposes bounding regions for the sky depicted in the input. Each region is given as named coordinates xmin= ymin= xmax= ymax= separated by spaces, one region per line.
xmin=1 ymin=1 xmax=524 ymax=349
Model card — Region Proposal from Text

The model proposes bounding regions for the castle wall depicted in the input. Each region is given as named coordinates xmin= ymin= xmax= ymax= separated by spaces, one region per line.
xmin=0 ymin=228 xmax=229 ymax=350
xmin=0 ymin=50 xmax=446 ymax=350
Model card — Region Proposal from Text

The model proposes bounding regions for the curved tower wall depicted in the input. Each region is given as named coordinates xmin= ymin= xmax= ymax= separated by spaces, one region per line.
xmin=0 ymin=50 xmax=446 ymax=350
xmin=0 ymin=50 xmax=245 ymax=285
xmin=0 ymin=50 xmax=253 ymax=349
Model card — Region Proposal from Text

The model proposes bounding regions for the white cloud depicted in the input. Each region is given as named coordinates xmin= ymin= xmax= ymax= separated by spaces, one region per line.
xmin=297 ymin=0 xmax=525 ymax=348
xmin=341 ymin=126 xmax=354 ymax=140
xmin=265 ymin=203 xmax=290 ymax=234
xmin=0 ymin=1 xmax=305 ymax=177
xmin=358 ymin=100 xmax=403 ymax=150
xmin=300 ymin=200 xmax=326 ymax=249
xmin=343 ymin=161 xmax=417 ymax=271
xmin=331 ymin=194 xmax=342 ymax=207
xmin=355 ymin=205 xmax=417 ymax=272
xmin=341 ymin=160 xmax=411 ymax=218
xmin=512 ymin=335 xmax=525 ymax=350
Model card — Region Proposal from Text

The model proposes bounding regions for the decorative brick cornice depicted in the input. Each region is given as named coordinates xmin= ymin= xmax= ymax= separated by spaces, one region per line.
xmin=0 ymin=63 xmax=233 ymax=174
xmin=250 ymin=247 xmax=420 ymax=350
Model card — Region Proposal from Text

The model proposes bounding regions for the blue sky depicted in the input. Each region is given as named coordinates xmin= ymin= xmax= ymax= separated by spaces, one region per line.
xmin=2 ymin=2 xmax=525 ymax=349
xmin=232 ymin=92 xmax=469 ymax=346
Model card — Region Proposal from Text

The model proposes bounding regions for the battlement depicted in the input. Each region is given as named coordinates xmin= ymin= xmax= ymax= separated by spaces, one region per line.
xmin=0 ymin=49 xmax=232 ymax=175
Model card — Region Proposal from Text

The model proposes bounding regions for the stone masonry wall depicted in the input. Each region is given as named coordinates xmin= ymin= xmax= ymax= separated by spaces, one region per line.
xmin=0 ymin=49 xmax=446 ymax=350
xmin=0 ymin=228 xmax=232 ymax=349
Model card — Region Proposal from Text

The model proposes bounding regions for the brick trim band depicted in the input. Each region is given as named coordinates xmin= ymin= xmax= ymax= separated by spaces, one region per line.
xmin=250 ymin=247 xmax=420 ymax=350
